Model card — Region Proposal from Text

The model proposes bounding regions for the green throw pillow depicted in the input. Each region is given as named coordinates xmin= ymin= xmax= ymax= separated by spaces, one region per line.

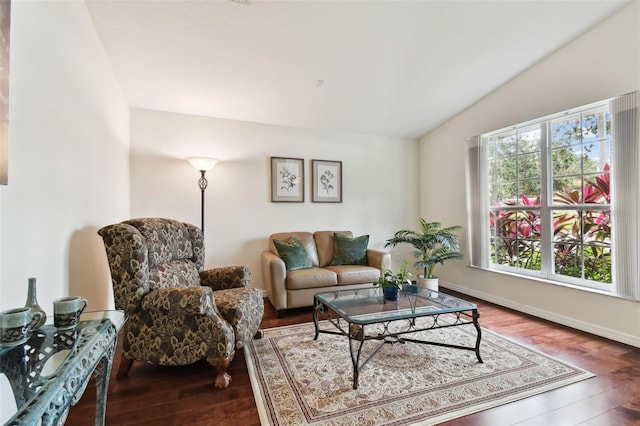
xmin=273 ymin=236 xmax=313 ymax=272
xmin=331 ymin=233 xmax=369 ymax=266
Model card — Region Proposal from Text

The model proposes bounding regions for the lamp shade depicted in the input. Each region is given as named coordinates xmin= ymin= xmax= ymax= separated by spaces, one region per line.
xmin=186 ymin=157 xmax=218 ymax=171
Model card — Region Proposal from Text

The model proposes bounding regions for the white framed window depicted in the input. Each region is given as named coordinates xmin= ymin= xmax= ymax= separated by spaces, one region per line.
xmin=466 ymin=92 xmax=639 ymax=300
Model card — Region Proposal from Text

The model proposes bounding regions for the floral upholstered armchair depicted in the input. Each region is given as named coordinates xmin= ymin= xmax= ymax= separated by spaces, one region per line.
xmin=98 ymin=218 xmax=264 ymax=389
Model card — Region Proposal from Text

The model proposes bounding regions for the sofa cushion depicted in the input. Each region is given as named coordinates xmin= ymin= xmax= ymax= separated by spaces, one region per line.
xmin=270 ymin=232 xmax=319 ymax=266
xmin=325 ymin=265 xmax=381 ymax=285
xmin=286 ymin=267 xmax=337 ymax=290
xmin=313 ymin=231 xmax=352 ymax=267
xmin=331 ymin=233 xmax=369 ymax=266
xmin=273 ymin=236 xmax=313 ymax=272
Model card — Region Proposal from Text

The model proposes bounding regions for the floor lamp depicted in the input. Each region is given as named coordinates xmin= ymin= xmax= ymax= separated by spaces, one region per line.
xmin=186 ymin=157 xmax=218 ymax=233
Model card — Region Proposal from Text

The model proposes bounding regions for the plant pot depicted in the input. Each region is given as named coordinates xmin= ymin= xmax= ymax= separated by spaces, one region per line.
xmin=403 ymin=282 xmax=418 ymax=293
xmin=416 ymin=276 xmax=439 ymax=291
xmin=382 ymin=286 xmax=400 ymax=301
xmin=416 ymin=276 xmax=428 ymax=288
xmin=426 ymin=278 xmax=439 ymax=291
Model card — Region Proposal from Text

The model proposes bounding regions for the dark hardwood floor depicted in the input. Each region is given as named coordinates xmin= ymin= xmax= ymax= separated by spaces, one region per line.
xmin=65 ymin=290 xmax=640 ymax=426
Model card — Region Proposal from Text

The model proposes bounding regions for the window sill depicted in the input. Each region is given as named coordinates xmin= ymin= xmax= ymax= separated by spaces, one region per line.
xmin=466 ymin=264 xmax=633 ymax=302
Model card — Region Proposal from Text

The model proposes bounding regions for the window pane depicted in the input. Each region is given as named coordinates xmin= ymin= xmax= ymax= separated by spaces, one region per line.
xmin=583 ymin=243 xmax=611 ymax=283
xmin=553 ymin=210 xmax=581 ymax=243
xmin=584 ymin=210 xmax=611 ymax=244
xmin=518 ymin=180 xmax=541 ymax=205
xmin=583 ymin=173 xmax=610 ymax=204
xmin=489 ymin=211 xmax=498 ymax=238
xmin=518 ymin=125 xmax=540 ymax=154
xmin=581 ymin=140 xmax=610 ymax=174
xmin=495 ymin=132 xmax=517 ymax=156
xmin=551 ymin=209 xmax=611 ymax=283
xmin=495 ymin=156 xmax=517 ymax=182
xmin=551 ymin=115 xmax=580 ymax=149
xmin=488 ymin=157 xmax=496 ymax=182
xmin=494 ymin=209 xmax=517 ymax=238
xmin=517 ymin=210 xmax=541 ymax=239
xmin=554 ymin=243 xmax=582 ymax=278
xmin=490 ymin=182 xmax=517 ymax=205
xmin=554 ymin=209 xmax=581 ymax=280
xmin=552 ymin=144 xmax=583 ymax=178
xmin=493 ymin=237 xmax=516 ymax=266
xmin=581 ymin=112 xmax=600 ymax=139
xmin=552 ymin=177 xmax=582 ymax=204
xmin=489 ymin=237 xmax=497 ymax=264
xmin=518 ymin=240 xmax=541 ymax=271
xmin=518 ymin=152 xmax=540 ymax=178
xmin=487 ymin=136 xmax=496 ymax=157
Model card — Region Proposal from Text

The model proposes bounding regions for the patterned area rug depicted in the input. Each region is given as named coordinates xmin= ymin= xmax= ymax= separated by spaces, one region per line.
xmin=245 ymin=317 xmax=595 ymax=425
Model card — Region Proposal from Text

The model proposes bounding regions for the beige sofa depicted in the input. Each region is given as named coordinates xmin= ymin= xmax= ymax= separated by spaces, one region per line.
xmin=261 ymin=231 xmax=390 ymax=316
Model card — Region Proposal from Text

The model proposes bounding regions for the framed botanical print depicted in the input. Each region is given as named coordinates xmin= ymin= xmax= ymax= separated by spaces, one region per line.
xmin=0 ymin=0 xmax=11 ymax=185
xmin=270 ymin=157 xmax=304 ymax=202
xmin=312 ymin=159 xmax=342 ymax=203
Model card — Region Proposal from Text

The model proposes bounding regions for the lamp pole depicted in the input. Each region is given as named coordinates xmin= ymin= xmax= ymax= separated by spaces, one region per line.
xmin=186 ymin=157 xmax=218 ymax=234
xmin=197 ymin=170 xmax=208 ymax=232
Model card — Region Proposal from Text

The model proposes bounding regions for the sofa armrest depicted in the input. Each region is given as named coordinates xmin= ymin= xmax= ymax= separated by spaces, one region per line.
xmin=142 ymin=286 xmax=216 ymax=316
xmin=261 ymin=250 xmax=287 ymax=312
xmin=200 ymin=265 xmax=251 ymax=290
xmin=367 ymin=249 xmax=391 ymax=269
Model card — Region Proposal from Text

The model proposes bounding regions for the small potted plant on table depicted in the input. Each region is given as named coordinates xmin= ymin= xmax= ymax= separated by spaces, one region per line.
xmin=384 ymin=219 xmax=463 ymax=291
xmin=374 ymin=261 xmax=411 ymax=301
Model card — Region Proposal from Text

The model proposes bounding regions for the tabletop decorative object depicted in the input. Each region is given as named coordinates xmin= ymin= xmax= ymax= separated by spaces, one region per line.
xmin=23 ymin=277 xmax=46 ymax=330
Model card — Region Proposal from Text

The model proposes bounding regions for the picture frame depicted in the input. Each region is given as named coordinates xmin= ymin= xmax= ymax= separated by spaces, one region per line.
xmin=270 ymin=157 xmax=304 ymax=202
xmin=0 ymin=0 xmax=11 ymax=185
xmin=312 ymin=159 xmax=342 ymax=203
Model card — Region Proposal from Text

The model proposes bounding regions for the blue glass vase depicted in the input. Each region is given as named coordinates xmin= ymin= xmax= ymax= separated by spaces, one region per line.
xmin=383 ymin=286 xmax=399 ymax=301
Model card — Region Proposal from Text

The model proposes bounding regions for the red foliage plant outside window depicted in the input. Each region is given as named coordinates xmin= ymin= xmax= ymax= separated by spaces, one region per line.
xmin=485 ymin=104 xmax=612 ymax=290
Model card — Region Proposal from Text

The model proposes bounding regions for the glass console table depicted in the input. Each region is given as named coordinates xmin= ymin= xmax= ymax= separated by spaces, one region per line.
xmin=0 ymin=310 xmax=126 ymax=425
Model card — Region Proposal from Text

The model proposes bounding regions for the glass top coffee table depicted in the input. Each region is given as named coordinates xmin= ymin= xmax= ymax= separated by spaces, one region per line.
xmin=313 ymin=286 xmax=482 ymax=389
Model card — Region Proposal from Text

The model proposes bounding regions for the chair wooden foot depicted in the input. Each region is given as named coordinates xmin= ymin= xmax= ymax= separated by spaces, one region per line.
xmin=207 ymin=352 xmax=235 ymax=389
xmin=254 ymin=329 xmax=264 ymax=339
xmin=116 ymin=353 xmax=133 ymax=379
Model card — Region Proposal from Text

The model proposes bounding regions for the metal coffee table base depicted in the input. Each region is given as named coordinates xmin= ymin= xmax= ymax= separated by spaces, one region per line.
xmin=313 ymin=302 xmax=483 ymax=390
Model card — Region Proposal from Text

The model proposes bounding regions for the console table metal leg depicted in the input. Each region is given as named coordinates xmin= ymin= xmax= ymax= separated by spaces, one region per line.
xmin=94 ymin=336 xmax=117 ymax=426
xmin=473 ymin=309 xmax=483 ymax=363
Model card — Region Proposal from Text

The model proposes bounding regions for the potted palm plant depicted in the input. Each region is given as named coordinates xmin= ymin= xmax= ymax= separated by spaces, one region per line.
xmin=384 ymin=219 xmax=463 ymax=291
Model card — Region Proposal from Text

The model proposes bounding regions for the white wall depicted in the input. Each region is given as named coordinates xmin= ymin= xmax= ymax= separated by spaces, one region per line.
xmin=0 ymin=1 xmax=130 ymax=314
xmin=130 ymin=108 xmax=419 ymax=286
xmin=420 ymin=1 xmax=640 ymax=346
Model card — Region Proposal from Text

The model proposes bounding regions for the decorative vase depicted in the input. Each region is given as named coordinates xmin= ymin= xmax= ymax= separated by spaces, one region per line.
xmin=24 ymin=277 xmax=47 ymax=330
xmin=383 ymin=286 xmax=400 ymax=301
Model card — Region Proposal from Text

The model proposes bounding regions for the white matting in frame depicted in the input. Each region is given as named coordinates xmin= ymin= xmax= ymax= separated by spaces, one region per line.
xmin=312 ymin=159 xmax=341 ymax=203
xmin=271 ymin=157 xmax=304 ymax=202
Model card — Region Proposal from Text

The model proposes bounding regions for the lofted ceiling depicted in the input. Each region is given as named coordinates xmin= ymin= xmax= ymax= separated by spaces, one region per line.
xmin=86 ymin=0 xmax=630 ymax=139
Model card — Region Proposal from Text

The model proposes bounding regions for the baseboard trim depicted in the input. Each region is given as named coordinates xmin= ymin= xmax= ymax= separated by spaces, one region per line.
xmin=441 ymin=281 xmax=640 ymax=349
